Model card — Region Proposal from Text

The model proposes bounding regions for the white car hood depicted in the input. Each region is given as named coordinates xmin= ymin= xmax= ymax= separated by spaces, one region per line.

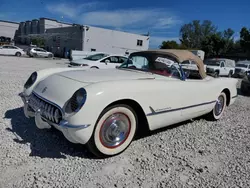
xmin=33 ymin=68 xmax=155 ymax=107
xmin=57 ymin=68 xmax=155 ymax=83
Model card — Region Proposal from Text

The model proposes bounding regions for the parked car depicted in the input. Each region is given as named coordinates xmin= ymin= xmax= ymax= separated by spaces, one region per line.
xmin=0 ymin=45 xmax=25 ymax=56
xmin=19 ymin=49 xmax=238 ymax=157
xmin=240 ymin=71 xmax=250 ymax=95
xmin=205 ymin=58 xmax=235 ymax=77
xmin=28 ymin=48 xmax=54 ymax=58
xmin=234 ymin=60 xmax=250 ymax=78
xmin=68 ymin=53 xmax=128 ymax=69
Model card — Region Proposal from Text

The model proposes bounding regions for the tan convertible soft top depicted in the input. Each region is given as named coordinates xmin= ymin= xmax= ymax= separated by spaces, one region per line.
xmin=142 ymin=49 xmax=207 ymax=79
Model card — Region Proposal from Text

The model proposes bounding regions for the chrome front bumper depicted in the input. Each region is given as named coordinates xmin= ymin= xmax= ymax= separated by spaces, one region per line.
xmin=19 ymin=92 xmax=90 ymax=129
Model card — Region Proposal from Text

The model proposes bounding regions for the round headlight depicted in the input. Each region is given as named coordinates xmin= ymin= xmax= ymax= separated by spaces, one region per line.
xmin=65 ymin=88 xmax=87 ymax=114
xmin=24 ymin=72 xmax=37 ymax=89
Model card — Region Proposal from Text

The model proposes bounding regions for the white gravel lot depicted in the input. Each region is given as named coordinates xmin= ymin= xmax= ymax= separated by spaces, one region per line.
xmin=0 ymin=56 xmax=249 ymax=188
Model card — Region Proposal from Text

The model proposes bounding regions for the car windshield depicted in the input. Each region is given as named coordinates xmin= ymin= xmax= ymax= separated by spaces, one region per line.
xmin=83 ymin=53 xmax=109 ymax=61
xmin=119 ymin=53 xmax=182 ymax=79
xmin=205 ymin=60 xmax=221 ymax=66
xmin=236 ymin=64 xmax=248 ymax=68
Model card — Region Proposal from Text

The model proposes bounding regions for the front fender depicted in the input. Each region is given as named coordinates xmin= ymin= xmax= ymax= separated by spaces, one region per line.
xmin=23 ymin=67 xmax=85 ymax=96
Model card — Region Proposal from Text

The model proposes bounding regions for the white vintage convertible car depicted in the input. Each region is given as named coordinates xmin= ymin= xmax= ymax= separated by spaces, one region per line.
xmin=19 ymin=50 xmax=238 ymax=157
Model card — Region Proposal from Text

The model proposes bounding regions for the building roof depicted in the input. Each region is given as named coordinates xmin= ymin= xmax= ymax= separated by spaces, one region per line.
xmin=0 ymin=20 xmax=19 ymax=25
xmin=39 ymin=17 xmax=72 ymax=26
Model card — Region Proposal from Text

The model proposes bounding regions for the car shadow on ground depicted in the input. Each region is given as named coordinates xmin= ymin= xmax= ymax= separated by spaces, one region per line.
xmin=4 ymin=107 xmax=93 ymax=159
xmin=5 ymin=107 xmax=210 ymax=159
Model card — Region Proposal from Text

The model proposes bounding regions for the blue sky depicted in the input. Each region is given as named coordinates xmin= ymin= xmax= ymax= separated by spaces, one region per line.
xmin=0 ymin=0 xmax=249 ymax=48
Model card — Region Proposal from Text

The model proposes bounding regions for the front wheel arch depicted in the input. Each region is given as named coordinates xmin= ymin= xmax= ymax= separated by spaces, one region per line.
xmin=222 ymin=88 xmax=230 ymax=106
xmin=105 ymin=99 xmax=150 ymax=134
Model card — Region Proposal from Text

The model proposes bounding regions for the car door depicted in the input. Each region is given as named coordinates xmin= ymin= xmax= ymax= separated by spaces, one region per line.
xmin=132 ymin=55 xmax=184 ymax=130
xmin=180 ymin=77 xmax=216 ymax=120
xmin=220 ymin=61 xmax=227 ymax=76
xmin=9 ymin=46 xmax=18 ymax=55
xmin=35 ymin=49 xmax=44 ymax=57
xmin=108 ymin=56 xmax=124 ymax=68
xmin=39 ymin=49 xmax=48 ymax=57
xmin=99 ymin=56 xmax=119 ymax=69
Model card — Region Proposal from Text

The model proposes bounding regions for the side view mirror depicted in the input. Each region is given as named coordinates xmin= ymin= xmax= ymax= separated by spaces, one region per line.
xmin=105 ymin=59 xmax=110 ymax=64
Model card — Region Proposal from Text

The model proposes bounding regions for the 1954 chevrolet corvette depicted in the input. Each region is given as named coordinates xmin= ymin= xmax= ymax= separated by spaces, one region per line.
xmin=19 ymin=50 xmax=238 ymax=157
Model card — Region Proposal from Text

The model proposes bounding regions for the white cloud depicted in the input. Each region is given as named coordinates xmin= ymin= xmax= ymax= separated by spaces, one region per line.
xmin=46 ymin=2 xmax=99 ymax=19
xmin=46 ymin=3 xmax=181 ymax=30
xmin=149 ymin=36 xmax=180 ymax=48
xmin=81 ymin=9 xmax=181 ymax=29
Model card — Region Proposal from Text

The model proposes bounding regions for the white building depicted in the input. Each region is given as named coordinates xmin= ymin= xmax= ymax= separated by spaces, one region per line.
xmin=15 ymin=18 xmax=72 ymax=44
xmin=45 ymin=25 xmax=150 ymax=57
xmin=12 ymin=17 xmax=150 ymax=57
xmin=0 ymin=20 xmax=19 ymax=40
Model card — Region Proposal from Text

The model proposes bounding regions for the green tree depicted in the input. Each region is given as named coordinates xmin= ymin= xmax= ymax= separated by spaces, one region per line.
xmin=159 ymin=40 xmax=179 ymax=49
xmin=31 ymin=37 xmax=45 ymax=48
xmin=222 ymin=28 xmax=235 ymax=54
xmin=201 ymin=32 xmax=226 ymax=56
xmin=180 ymin=20 xmax=217 ymax=49
xmin=240 ymin=27 xmax=250 ymax=55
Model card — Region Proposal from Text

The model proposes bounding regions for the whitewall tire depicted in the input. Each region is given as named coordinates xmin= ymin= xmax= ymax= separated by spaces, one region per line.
xmin=87 ymin=104 xmax=137 ymax=157
xmin=207 ymin=92 xmax=227 ymax=121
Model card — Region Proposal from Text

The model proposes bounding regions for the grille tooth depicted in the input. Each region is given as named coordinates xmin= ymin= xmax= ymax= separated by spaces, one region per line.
xmin=50 ymin=107 xmax=54 ymax=122
xmin=30 ymin=94 xmax=62 ymax=123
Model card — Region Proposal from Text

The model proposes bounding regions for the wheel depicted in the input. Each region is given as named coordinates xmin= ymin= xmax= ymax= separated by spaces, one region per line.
xmin=15 ymin=52 xmax=21 ymax=57
xmin=214 ymin=71 xmax=219 ymax=78
xmin=228 ymin=71 xmax=233 ymax=77
xmin=86 ymin=104 xmax=138 ymax=158
xmin=48 ymin=54 xmax=53 ymax=58
xmin=206 ymin=92 xmax=227 ymax=121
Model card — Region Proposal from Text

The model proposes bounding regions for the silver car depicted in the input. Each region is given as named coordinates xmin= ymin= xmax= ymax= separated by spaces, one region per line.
xmin=28 ymin=48 xmax=54 ymax=58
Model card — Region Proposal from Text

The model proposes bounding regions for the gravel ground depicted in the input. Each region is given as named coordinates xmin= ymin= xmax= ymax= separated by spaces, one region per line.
xmin=0 ymin=56 xmax=249 ymax=188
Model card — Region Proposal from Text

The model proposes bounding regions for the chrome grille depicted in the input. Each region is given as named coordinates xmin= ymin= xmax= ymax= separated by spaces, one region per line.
xmin=28 ymin=93 xmax=62 ymax=124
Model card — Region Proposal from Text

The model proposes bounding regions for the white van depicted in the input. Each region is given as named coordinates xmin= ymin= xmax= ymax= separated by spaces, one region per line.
xmin=234 ymin=60 xmax=250 ymax=78
xmin=205 ymin=58 xmax=235 ymax=77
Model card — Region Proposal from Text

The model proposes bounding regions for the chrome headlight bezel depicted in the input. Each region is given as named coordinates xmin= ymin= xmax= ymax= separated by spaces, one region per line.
xmin=24 ymin=72 xmax=37 ymax=89
xmin=65 ymin=88 xmax=87 ymax=114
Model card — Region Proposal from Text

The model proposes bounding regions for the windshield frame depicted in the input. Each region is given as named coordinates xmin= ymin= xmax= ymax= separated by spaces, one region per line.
xmin=118 ymin=52 xmax=185 ymax=80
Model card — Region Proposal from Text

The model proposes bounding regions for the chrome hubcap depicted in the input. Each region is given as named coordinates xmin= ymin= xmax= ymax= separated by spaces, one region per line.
xmin=215 ymin=95 xmax=224 ymax=116
xmin=100 ymin=113 xmax=131 ymax=148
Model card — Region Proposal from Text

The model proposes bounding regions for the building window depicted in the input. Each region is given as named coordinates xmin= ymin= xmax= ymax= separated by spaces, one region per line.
xmin=137 ymin=40 xmax=143 ymax=46
xmin=91 ymin=48 xmax=96 ymax=51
